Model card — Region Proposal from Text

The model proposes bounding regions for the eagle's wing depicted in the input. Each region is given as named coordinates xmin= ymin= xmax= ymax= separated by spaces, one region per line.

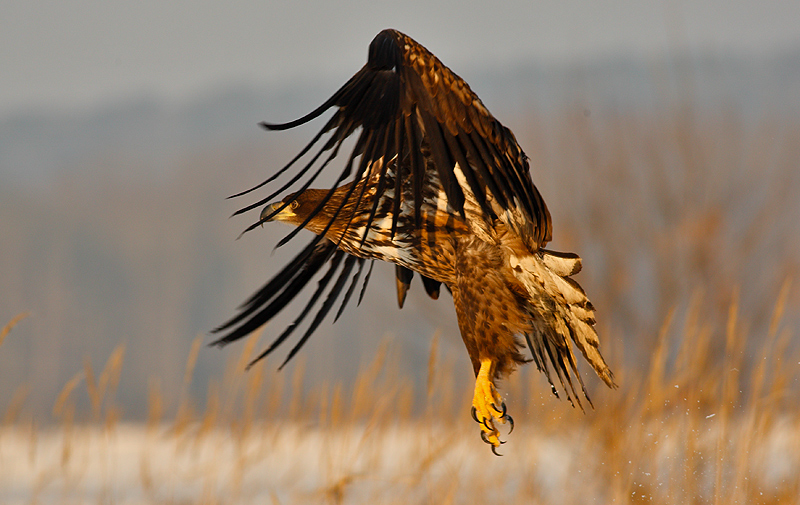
xmin=213 ymin=238 xmax=377 ymax=368
xmin=213 ymin=29 xmax=551 ymax=366
xmin=233 ymin=28 xmax=551 ymax=250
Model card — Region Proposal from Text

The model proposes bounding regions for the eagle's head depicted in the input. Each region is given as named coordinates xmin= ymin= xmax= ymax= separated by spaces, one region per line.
xmin=260 ymin=194 xmax=299 ymax=224
xmin=260 ymin=188 xmax=347 ymax=235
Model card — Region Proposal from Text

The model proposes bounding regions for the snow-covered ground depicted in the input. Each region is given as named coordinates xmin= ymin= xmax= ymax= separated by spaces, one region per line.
xmin=2 ymin=417 xmax=799 ymax=505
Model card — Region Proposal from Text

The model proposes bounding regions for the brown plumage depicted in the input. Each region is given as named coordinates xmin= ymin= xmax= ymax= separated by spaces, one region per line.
xmin=213 ymin=29 xmax=616 ymax=452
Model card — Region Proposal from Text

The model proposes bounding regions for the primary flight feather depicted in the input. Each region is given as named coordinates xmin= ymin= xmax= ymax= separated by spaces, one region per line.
xmin=213 ymin=29 xmax=616 ymax=453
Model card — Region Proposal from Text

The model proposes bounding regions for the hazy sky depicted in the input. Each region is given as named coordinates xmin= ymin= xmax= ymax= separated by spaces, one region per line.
xmin=2 ymin=0 xmax=799 ymax=115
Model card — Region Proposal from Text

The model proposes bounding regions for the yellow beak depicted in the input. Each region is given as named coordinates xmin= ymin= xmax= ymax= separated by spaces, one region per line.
xmin=260 ymin=202 xmax=286 ymax=225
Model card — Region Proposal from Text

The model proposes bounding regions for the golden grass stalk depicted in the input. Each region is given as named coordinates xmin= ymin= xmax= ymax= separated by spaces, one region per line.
xmin=173 ymin=336 xmax=203 ymax=436
xmin=2 ymin=384 xmax=30 ymax=426
xmin=83 ymin=357 xmax=100 ymax=421
xmin=2 ymin=284 xmax=797 ymax=503
xmin=146 ymin=377 xmax=163 ymax=432
xmin=52 ymin=372 xmax=83 ymax=419
xmin=0 ymin=311 xmax=30 ymax=347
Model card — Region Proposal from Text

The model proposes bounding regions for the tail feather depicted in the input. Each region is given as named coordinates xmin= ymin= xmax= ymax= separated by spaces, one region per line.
xmin=539 ymin=248 xmax=582 ymax=276
xmin=511 ymin=249 xmax=617 ymax=406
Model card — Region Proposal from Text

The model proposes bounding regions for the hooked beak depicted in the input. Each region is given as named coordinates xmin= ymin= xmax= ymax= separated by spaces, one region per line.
xmin=260 ymin=202 xmax=287 ymax=226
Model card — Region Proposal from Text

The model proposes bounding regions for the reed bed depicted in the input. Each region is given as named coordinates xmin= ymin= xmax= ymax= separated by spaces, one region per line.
xmin=1 ymin=286 xmax=798 ymax=505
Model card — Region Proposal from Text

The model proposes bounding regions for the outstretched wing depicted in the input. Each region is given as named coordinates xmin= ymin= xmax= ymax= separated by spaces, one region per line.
xmin=212 ymin=238 xmax=377 ymax=368
xmin=233 ymin=28 xmax=551 ymax=249
xmin=212 ymin=29 xmax=552 ymax=365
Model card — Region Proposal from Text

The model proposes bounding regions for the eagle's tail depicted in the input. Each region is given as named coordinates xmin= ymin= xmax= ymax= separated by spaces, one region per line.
xmin=511 ymin=249 xmax=616 ymax=408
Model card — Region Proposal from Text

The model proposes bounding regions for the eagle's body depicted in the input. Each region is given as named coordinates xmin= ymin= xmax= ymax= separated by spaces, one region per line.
xmin=214 ymin=29 xmax=615 ymax=453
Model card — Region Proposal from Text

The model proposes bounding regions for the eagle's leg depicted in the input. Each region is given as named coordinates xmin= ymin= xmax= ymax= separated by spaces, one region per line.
xmin=471 ymin=357 xmax=513 ymax=454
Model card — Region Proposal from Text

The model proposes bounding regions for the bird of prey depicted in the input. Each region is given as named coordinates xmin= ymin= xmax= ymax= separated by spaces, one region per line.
xmin=213 ymin=29 xmax=616 ymax=454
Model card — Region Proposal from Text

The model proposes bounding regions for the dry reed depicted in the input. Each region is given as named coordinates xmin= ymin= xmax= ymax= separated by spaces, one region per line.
xmin=1 ymin=286 xmax=798 ymax=504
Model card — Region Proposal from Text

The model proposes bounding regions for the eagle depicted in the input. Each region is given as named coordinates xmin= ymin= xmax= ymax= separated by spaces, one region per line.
xmin=213 ymin=29 xmax=616 ymax=454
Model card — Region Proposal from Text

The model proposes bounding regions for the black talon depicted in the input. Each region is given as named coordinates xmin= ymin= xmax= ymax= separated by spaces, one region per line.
xmin=480 ymin=429 xmax=502 ymax=455
xmin=482 ymin=418 xmax=492 ymax=431
xmin=471 ymin=406 xmax=480 ymax=424
xmin=491 ymin=401 xmax=507 ymax=417
xmin=505 ymin=414 xmax=514 ymax=434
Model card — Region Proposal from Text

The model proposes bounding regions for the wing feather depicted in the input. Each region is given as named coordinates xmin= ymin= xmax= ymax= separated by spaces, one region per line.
xmin=211 ymin=239 xmax=337 ymax=345
xmin=360 ymin=119 xmax=397 ymax=245
xmin=244 ymin=249 xmax=346 ymax=368
xmin=334 ymin=257 xmax=368 ymax=322
xmin=405 ymin=112 xmax=425 ymax=230
xmin=214 ymin=29 xmax=553 ymax=366
xmin=276 ymin=252 xmax=357 ymax=369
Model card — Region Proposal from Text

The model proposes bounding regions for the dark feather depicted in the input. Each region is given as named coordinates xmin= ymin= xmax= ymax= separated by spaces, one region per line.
xmin=211 ymin=239 xmax=337 ymax=344
xmin=245 ymin=249 xmax=345 ymax=367
xmin=395 ymin=265 xmax=414 ymax=308
xmin=334 ymin=258 xmax=368 ymax=322
xmin=214 ymin=28 xmax=554 ymax=367
xmin=421 ymin=275 xmax=442 ymax=300
xmin=277 ymin=252 xmax=357 ymax=369
xmin=357 ymin=261 xmax=376 ymax=306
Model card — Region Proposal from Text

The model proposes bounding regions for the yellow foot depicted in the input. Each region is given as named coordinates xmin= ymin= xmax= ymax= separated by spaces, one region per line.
xmin=471 ymin=358 xmax=514 ymax=456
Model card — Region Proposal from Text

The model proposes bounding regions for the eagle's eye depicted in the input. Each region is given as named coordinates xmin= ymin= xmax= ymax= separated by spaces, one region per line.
xmin=290 ymin=200 xmax=299 ymax=210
